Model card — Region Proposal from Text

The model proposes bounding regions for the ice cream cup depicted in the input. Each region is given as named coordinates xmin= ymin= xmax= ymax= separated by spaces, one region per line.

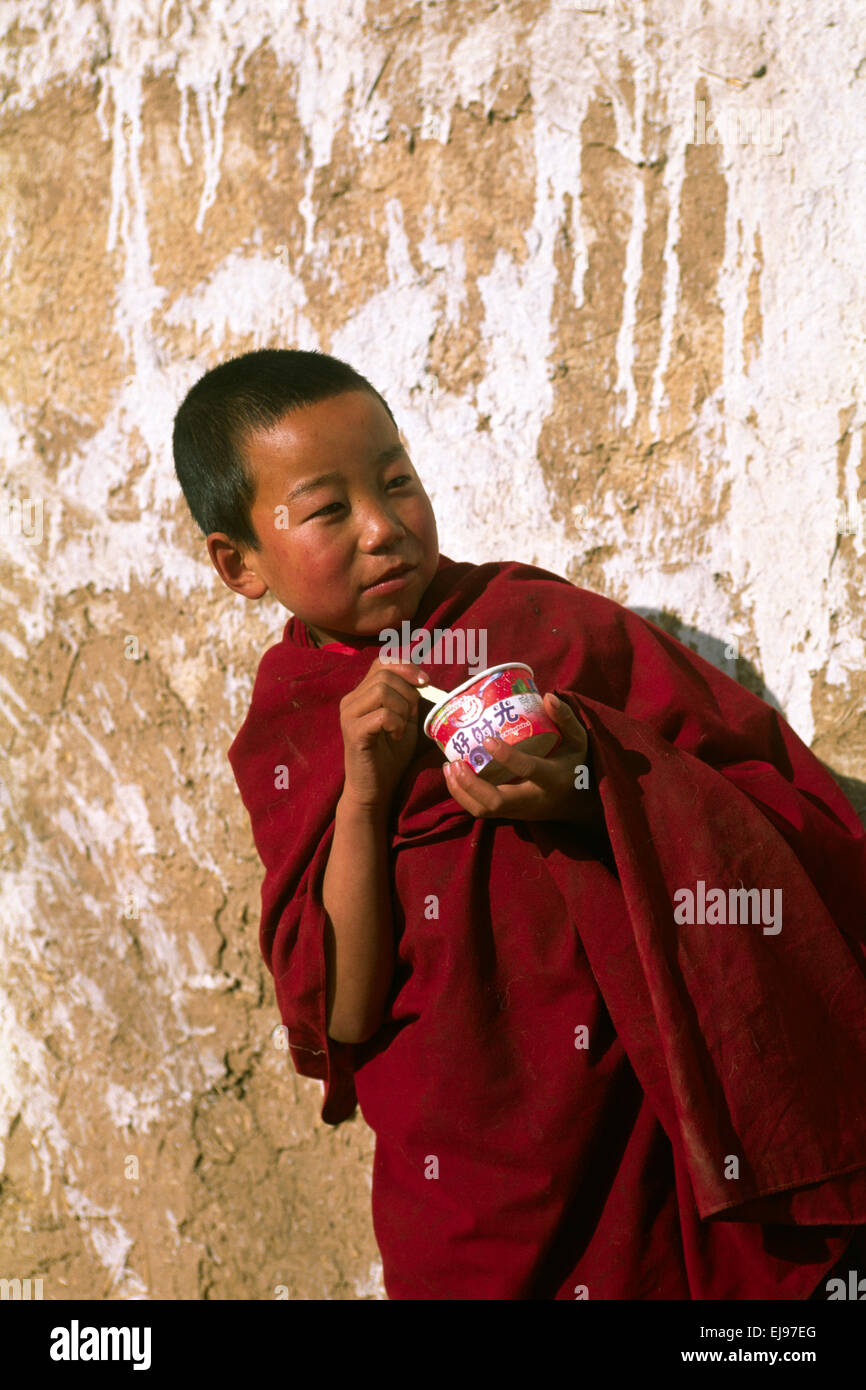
xmin=422 ymin=662 xmax=562 ymax=785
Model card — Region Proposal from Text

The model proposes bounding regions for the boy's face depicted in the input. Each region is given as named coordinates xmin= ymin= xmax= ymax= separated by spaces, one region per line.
xmin=207 ymin=390 xmax=440 ymax=647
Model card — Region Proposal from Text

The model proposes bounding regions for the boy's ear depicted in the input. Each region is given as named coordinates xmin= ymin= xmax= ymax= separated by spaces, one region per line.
xmin=206 ymin=533 xmax=268 ymax=600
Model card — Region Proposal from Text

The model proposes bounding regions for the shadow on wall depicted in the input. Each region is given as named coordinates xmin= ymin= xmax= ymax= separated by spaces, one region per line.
xmin=629 ymin=607 xmax=866 ymax=833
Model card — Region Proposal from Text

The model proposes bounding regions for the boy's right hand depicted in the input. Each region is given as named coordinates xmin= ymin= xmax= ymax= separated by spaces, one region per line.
xmin=339 ymin=654 xmax=430 ymax=812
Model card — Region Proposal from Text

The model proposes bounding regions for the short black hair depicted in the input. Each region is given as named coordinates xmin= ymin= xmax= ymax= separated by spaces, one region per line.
xmin=172 ymin=348 xmax=395 ymax=552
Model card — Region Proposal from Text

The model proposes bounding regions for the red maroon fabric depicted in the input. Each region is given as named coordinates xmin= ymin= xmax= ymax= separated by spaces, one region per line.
xmin=227 ymin=553 xmax=866 ymax=1299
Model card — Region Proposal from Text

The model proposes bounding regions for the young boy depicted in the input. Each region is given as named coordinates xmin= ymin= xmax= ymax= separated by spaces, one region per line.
xmin=173 ymin=347 xmax=866 ymax=1300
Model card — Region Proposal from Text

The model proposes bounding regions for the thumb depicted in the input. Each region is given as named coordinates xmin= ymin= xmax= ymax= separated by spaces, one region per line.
xmin=545 ymin=691 xmax=587 ymax=741
xmin=546 ymin=689 xmax=577 ymax=718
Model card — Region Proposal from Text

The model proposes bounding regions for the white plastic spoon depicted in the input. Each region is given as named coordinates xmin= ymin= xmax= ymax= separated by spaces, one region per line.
xmin=408 ymin=655 xmax=452 ymax=709
xmin=417 ymin=678 xmax=452 ymax=708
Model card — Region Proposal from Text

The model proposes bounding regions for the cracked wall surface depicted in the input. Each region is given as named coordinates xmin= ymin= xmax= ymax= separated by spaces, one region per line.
xmin=1 ymin=0 xmax=864 ymax=1300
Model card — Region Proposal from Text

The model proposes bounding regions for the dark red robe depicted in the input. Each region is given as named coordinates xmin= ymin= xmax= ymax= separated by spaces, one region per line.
xmin=227 ymin=554 xmax=866 ymax=1299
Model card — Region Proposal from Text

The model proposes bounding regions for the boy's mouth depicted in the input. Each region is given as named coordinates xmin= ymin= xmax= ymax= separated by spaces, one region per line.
xmin=361 ymin=563 xmax=416 ymax=592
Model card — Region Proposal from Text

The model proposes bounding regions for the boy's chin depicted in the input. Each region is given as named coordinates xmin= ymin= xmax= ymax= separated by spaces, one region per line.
xmin=312 ymin=597 xmax=422 ymax=646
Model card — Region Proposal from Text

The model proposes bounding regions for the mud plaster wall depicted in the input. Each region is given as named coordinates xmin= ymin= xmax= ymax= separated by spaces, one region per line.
xmin=0 ymin=0 xmax=864 ymax=1301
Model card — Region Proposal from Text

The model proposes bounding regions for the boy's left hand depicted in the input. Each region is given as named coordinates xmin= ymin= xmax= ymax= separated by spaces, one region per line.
xmin=443 ymin=692 xmax=600 ymax=824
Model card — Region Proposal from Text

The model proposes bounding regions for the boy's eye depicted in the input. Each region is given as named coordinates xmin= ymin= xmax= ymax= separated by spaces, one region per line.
xmin=311 ymin=476 xmax=412 ymax=519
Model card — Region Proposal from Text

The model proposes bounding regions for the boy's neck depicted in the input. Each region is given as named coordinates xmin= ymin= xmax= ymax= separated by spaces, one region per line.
xmin=307 ymin=623 xmax=380 ymax=650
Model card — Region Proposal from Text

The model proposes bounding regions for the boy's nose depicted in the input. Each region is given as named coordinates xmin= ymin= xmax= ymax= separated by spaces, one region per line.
xmin=357 ymin=504 xmax=406 ymax=544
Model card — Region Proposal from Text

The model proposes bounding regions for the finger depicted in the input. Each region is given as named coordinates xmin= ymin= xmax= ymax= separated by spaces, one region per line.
xmin=358 ymin=692 xmax=421 ymax=744
xmin=359 ymin=654 xmax=429 ymax=699
xmin=445 ymin=756 xmax=552 ymax=818
xmin=349 ymin=685 xmax=415 ymax=726
xmin=453 ymin=760 xmax=554 ymax=819
xmin=544 ymin=692 xmax=588 ymax=746
xmin=481 ymin=736 xmax=553 ymax=785
xmin=444 ymin=759 xmax=506 ymax=818
xmin=541 ymin=696 xmax=587 ymax=767
xmin=351 ymin=666 xmax=430 ymax=718
xmin=351 ymin=707 xmax=404 ymax=746
xmin=371 ymin=654 xmax=430 ymax=689
xmin=371 ymin=668 xmax=430 ymax=703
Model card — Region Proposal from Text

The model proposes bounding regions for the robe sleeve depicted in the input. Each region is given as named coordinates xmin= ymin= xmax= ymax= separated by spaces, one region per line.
xmin=264 ymin=819 xmax=358 ymax=1125
xmin=626 ymin=618 xmax=866 ymax=953
xmin=548 ymin=683 xmax=866 ymax=1227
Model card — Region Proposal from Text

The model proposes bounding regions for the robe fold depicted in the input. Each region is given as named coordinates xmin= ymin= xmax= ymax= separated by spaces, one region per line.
xmin=227 ymin=553 xmax=866 ymax=1299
